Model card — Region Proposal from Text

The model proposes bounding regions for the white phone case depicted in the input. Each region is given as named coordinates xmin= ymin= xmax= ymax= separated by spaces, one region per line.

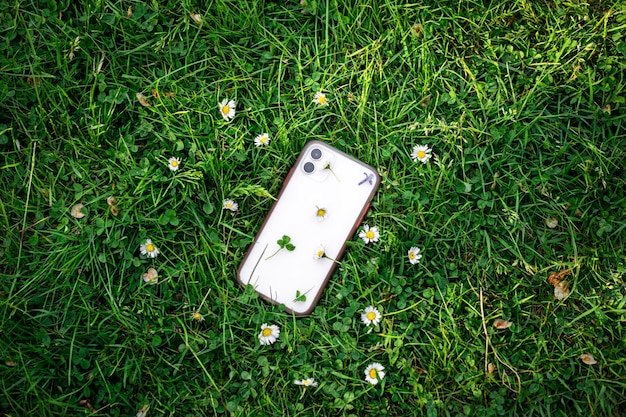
xmin=237 ymin=140 xmax=380 ymax=315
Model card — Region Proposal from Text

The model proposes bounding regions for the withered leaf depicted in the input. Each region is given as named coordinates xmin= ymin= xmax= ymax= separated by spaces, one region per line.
xmin=71 ymin=203 xmax=86 ymax=218
xmin=493 ymin=319 xmax=513 ymax=329
xmin=580 ymin=353 xmax=597 ymax=365
xmin=136 ymin=93 xmax=150 ymax=107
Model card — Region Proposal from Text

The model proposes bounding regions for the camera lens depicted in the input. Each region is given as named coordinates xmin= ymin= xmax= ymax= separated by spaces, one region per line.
xmin=310 ymin=148 xmax=322 ymax=160
xmin=303 ymin=162 xmax=315 ymax=173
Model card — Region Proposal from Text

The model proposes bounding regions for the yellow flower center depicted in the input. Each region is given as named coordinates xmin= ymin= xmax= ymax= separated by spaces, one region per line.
xmin=318 ymin=95 xmax=327 ymax=104
xmin=417 ymin=150 xmax=426 ymax=159
xmin=262 ymin=328 xmax=272 ymax=337
xmin=225 ymin=203 xmax=232 ymax=208
xmin=303 ymin=379 xmax=311 ymax=386
xmin=221 ymin=105 xmax=230 ymax=115
xmin=171 ymin=160 xmax=178 ymax=167
xmin=365 ymin=231 xmax=375 ymax=239
xmin=193 ymin=312 xmax=202 ymax=320
xmin=409 ymin=252 xmax=415 ymax=259
xmin=260 ymin=136 xmax=267 ymax=143
xmin=317 ymin=250 xmax=324 ymax=257
xmin=317 ymin=208 xmax=326 ymax=217
xmin=367 ymin=311 xmax=376 ymax=321
xmin=146 ymin=244 xmax=155 ymax=252
xmin=369 ymin=368 xmax=378 ymax=379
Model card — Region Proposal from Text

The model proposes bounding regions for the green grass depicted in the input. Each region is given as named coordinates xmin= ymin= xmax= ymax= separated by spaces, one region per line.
xmin=1 ymin=0 xmax=625 ymax=416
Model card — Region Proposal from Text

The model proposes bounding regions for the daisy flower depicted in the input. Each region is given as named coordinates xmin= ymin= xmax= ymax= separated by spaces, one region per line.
xmin=411 ymin=144 xmax=432 ymax=163
xmin=312 ymin=91 xmax=329 ymax=106
xmin=315 ymin=206 xmax=327 ymax=221
xmin=254 ymin=133 xmax=271 ymax=147
xmin=223 ymin=199 xmax=238 ymax=212
xmin=359 ymin=224 xmax=380 ymax=244
xmin=140 ymin=239 xmax=159 ymax=258
xmin=294 ymin=378 xmax=318 ymax=387
xmin=258 ymin=323 xmax=280 ymax=345
xmin=142 ymin=268 xmax=158 ymax=284
xmin=191 ymin=311 xmax=205 ymax=322
xmin=313 ymin=244 xmax=325 ymax=259
xmin=168 ymin=157 xmax=181 ymax=171
xmin=364 ymin=362 xmax=385 ymax=385
xmin=219 ymin=99 xmax=236 ymax=121
xmin=361 ymin=306 xmax=381 ymax=326
xmin=408 ymin=247 xmax=422 ymax=265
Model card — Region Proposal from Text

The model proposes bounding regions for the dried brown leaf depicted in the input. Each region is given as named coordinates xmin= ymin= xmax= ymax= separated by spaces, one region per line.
xmin=127 ymin=6 xmax=132 ymax=18
xmin=493 ymin=319 xmax=513 ymax=330
xmin=190 ymin=13 xmax=202 ymax=24
xmin=487 ymin=362 xmax=496 ymax=374
xmin=554 ymin=280 xmax=571 ymax=300
xmin=107 ymin=196 xmax=119 ymax=216
xmin=545 ymin=217 xmax=558 ymax=228
xmin=78 ymin=399 xmax=96 ymax=413
xmin=5 ymin=360 xmax=16 ymax=367
xmin=142 ymin=268 xmax=158 ymax=284
xmin=136 ymin=93 xmax=150 ymax=107
xmin=411 ymin=23 xmax=423 ymax=37
xmin=71 ymin=203 xmax=86 ymax=219
xmin=579 ymin=353 xmax=597 ymax=365
xmin=548 ymin=269 xmax=571 ymax=286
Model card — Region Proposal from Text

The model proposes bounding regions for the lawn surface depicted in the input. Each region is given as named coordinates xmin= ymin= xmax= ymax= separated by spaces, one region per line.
xmin=1 ymin=1 xmax=625 ymax=416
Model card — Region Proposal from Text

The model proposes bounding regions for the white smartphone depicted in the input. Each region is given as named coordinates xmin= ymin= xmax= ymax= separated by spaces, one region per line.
xmin=237 ymin=140 xmax=380 ymax=315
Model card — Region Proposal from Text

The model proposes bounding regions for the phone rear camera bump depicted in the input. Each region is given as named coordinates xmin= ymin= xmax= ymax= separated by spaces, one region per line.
xmin=303 ymin=162 xmax=315 ymax=173
xmin=310 ymin=148 xmax=322 ymax=160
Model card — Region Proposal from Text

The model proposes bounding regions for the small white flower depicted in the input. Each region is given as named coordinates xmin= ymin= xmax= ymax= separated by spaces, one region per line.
xmin=142 ymin=268 xmax=158 ymax=284
xmin=361 ymin=306 xmax=381 ymax=326
xmin=364 ymin=362 xmax=385 ymax=385
xmin=219 ymin=99 xmax=236 ymax=121
xmin=411 ymin=144 xmax=432 ymax=163
xmin=168 ymin=157 xmax=181 ymax=171
xmin=294 ymin=378 xmax=318 ymax=387
xmin=139 ymin=239 xmax=159 ymax=258
xmin=315 ymin=206 xmax=327 ymax=221
xmin=254 ymin=133 xmax=271 ymax=147
xmin=223 ymin=199 xmax=238 ymax=212
xmin=313 ymin=244 xmax=325 ymax=259
xmin=408 ymin=247 xmax=422 ymax=265
xmin=359 ymin=224 xmax=380 ymax=244
xmin=312 ymin=91 xmax=329 ymax=106
xmin=258 ymin=323 xmax=280 ymax=345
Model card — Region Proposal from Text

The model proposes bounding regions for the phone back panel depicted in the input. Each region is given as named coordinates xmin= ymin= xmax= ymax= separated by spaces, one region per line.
xmin=237 ymin=140 xmax=380 ymax=315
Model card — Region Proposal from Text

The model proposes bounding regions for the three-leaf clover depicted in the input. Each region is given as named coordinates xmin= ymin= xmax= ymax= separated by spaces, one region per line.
xmin=265 ymin=235 xmax=296 ymax=260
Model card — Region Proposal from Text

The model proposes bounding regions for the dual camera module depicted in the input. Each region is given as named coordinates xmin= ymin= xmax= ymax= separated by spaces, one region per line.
xmin=303 ymin=147 xmax=324 ymax=174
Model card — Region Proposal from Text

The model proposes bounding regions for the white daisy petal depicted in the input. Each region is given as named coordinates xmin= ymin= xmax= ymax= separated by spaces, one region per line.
xmin=219 ymin=99 xmax=236 ymax=121
xmin=411 ymin=144 xmax=432 ymax=163
xmin=312 ymin=91 xmax=329 ymax=106
xmin=294 ymin=378 xmax=318 ymax=387
xmin=359 ymin=224 xmax=380 ymax=244
xmin=258 ymin=323 xmax=280 ymax=345
xmin=254 ymin=133 xmax=271 ymax=147
xmin=168 ymin=157 xmax=181 ymax=171
xmin=408 ymin=246 xmax=422 ymax=264
xmin=360 ymin=306 xmax=381 ymax=326
xmin=139 ymin=239 xmax=159 ymax=258
xmin=223 ymin=199 xmax=239 ymax=212
xmin=364 ymin=362 xmax=385 ymax=385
